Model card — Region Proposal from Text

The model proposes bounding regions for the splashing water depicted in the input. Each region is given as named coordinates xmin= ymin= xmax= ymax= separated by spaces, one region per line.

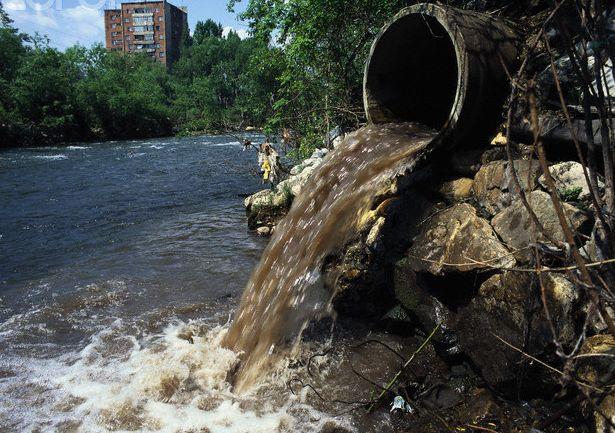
xmin=224 ymin=123 xmax=437 ymax=390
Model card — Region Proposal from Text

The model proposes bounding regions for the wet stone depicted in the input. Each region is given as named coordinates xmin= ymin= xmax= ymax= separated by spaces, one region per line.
xmin=491 ymin=190 xmax=588 ymax=262
xmin=456 ymin=271 xmax=579 ymax=395
xmin=538 ymin=161 xmax=604 ymax=201
xmin=473 ymin=159 xmax=542 ymax=216
xmin=406 ymin=203 xmax=515 ymax=274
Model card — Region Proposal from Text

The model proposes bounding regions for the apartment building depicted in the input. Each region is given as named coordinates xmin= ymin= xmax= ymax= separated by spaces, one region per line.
xmin=104 ymin=1 xmax=188 ymax=67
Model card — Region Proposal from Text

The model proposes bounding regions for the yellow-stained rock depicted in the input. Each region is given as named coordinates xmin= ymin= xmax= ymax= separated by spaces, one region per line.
xmin=437 ymin=178 xmax=474 ymax=201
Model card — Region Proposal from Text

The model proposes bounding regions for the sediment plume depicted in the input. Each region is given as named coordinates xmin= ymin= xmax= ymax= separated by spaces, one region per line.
xmin=224 ymin=122 xmax=436 ymax=391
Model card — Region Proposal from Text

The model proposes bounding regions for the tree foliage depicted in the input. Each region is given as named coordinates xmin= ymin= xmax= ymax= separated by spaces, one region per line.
xmin=0 ymin=11 xmax=279 ymax=147
xmin=172 ymin=28 xmax=281 ymax=133
xmin=193 ymin=19 xmax=224 ymax=44
xmin=229 ymin=0 xmax=412 ymax=156
xmin=0 ymin=1 xmax=11 ymax=27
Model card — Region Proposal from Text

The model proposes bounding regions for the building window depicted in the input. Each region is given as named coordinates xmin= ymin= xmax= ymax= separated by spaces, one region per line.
xmin=155 ymin=8 xmax=160 ymax=13
xmin=125 ymin=35 xmax=131 ymax=41
xmin=134 ymin=17 xmax=153 ymax=25
xmin=159 ymin=34 xmax=165 ymax=40
xmin=132 ymin=25 xmax=154 ymax=32
xmin=156 ymin=44 xmax=160 ymax=48
xmin=158 ymin=16 xmax=163 ymax=21
xmin=111 ymin=23 xmax=118 ymax=29
xmin=159 ymin=52 xmax=165 ymax=58
xmin=155 ymin=25 xmax=160 ymax=31
xmin=112 ymin=40 xmax=122 ymax=46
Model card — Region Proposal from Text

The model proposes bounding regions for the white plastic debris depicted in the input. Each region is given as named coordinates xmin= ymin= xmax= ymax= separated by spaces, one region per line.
xmin=390 ymin=396 xmax=414 ymax=414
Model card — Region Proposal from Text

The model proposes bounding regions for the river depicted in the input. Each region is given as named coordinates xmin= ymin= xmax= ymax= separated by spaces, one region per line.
xmin=0 ymin=136 xmax=290 ymax=432
xmin=0 ymin=135 xmax=419 ymax=433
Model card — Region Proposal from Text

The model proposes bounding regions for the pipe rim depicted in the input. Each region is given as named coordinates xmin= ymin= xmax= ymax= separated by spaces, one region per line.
xmin=363 ymin=3 xmax=467 ymax=138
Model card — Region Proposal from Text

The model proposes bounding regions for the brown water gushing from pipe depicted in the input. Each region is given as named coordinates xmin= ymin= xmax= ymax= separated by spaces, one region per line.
xmin=223 ymin=123 xmax=436 ymax=391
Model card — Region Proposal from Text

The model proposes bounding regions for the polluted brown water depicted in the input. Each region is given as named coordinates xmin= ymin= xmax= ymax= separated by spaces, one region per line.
xmin=0 ymin=130 xmax=438 ymax=432
xmin=224 ymin=122 xmax=437 ymax=391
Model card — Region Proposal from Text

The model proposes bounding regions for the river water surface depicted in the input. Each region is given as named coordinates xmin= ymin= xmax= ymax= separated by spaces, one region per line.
xmin=0 ymin=136 xmax=319 ymax=432
xmin=0 ymin=131 xmax=435 ymax=433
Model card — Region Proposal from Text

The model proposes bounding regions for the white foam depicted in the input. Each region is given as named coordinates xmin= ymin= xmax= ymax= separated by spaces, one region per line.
xmin=66 ymin=146 xmax=88 ymax=150
xmin=32 ymin=154 xmax=68 ymax=160
xmin=1 ymin=320 xmax=349 ymax=433
xmin=211 ymin=141 xmax=241 ymax=147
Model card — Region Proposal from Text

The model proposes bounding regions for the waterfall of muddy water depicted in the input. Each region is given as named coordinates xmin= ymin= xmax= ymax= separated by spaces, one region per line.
xmin=224 ymin=123 xmax=437 ymax=391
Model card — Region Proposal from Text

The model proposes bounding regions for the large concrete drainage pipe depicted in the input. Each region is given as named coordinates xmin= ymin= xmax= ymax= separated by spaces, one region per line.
xmin=364 ymin=3 xmax=520 ymax=147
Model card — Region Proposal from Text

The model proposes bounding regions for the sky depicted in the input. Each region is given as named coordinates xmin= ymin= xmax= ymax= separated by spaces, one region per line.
xmin=3 ymin=0 xmax=249 ymax=50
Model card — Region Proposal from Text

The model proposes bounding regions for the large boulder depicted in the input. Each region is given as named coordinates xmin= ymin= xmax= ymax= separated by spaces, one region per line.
xmin=330 ymin=191 xmax=438 ymax=319
xmin=491 ymin=190 xmax=588 ymax=262
xmin=406 ymin=203 xmax=515 ymax=274
xmin=456 ymin=272 xmax=580 ymax=393
xmin=473 ymin=160 xmax=542 ymax=216
xmin=538 ymin=161 xmax=604 ymax=201
xmin=577 ymin=334 xmax=615 ymax=385
xmin=393 ymin=259 xmax=459 ymax=356
xmin=245 ymin=150 xmax=328 ymax=231
xmin=577 ymin=335 xmax=615 ymax=433
xmin=244 ymin=188 xmax=292 ymax=230
xmin=595 ymin=394 xmax=615 ymax=433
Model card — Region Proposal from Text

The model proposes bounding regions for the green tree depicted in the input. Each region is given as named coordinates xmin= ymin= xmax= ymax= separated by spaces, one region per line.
xmin=11 ymin=46 xmax=86 ymax=142
xmin=229 ymin=0 xmax=410 ymax=156
xmin=76 ymin=46 xmax=173 ymax=139
xmin=193 ymin=19 xmax=223 ymax=44
xmin=180 ymin=20 xmax=193 ymax=52
xmin=170 ymin=29 xmax=279 ymax=133
xmin=0 ymin=1 xmax=11 ymax=27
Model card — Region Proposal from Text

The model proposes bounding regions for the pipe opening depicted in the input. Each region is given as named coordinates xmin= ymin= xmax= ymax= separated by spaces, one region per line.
xmin=365 ymin=14 xmax=459 ymax=129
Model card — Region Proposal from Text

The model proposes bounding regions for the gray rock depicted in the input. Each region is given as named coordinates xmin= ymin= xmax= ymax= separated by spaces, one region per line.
xmin=456 ymin=272 xmax=579 ymax=393
xmin=473 ymin=160 xmax=542 ymax=216
xmin=311 ymin=148 xmax=329 ymax=159
xmin=256 ymin=226 xmax=271 ymax=236
xmin=580 ymin=334 xmax=615 ymax=433
xmin=284 ymin=163 xmax=318 ymax=196
xmin=491 ymin=190 xmax=588 ymax=262
xmin=407 ymin=203 xmax=515 ymax=275
xmin=289 ymin=153 xmax=326 ymax=176
xmin=538 ymin=161 xmax=604 ymax=201
xmin=366 ymin=216 xmax=386 ymax=247
xmin=393 ymin=259 xmax=459 ymax=355
xmin=244 ymin=188 xmax=292 ymax=230
xmin=382 ymin=304 xmax=412 ymax=324
xmin=289 ymin=164 xmax=304 ymax=176
xmin=596 ymin=394 xmax=615 ymax=433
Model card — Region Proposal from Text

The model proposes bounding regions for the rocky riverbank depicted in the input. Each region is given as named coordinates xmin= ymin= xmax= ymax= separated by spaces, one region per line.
xmin=243 ymin=133 xmax=614 ymax=431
